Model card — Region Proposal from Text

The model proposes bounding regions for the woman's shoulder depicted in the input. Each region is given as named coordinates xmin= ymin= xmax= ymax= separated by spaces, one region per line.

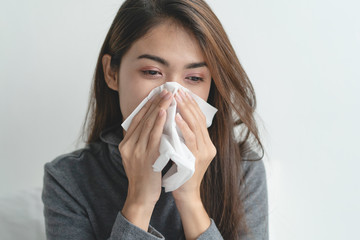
xmin=241 ymin=150 xmax=266 ymax=179
xmin=240 ymin=148 xmax=268 ymax=211
xmin=44 ymin=141 xmax=105 ymax=180
xmin=239 ymin=149 xmax=269 ymax=238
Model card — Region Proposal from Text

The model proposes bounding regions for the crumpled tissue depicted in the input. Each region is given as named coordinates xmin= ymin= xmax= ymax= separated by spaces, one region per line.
xmin=121 ymin=82 xmax=218 ymax=192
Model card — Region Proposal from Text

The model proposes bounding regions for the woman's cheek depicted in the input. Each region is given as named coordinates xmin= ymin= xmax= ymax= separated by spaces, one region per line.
xmin=120 ymin=89 xmax=155 ymax=120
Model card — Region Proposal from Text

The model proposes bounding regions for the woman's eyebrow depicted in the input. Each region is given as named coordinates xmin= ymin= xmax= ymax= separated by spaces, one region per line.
xmin=138 ymin=54 xmax=169 ymax=66
xmin=137 ymin=54 xmax=207 ymax=69
xmin=185 ymin=62 xmax=207 ymax=69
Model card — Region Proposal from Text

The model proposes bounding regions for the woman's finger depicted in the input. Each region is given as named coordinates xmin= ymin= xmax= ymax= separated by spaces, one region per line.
xmin=183 ymin=90 xmax=211 ymax=143
xmin=137 ymin=92 xmax=173 ymax=152
xmin=122 ymin=99 xmax=152 ymax=143
xmin=146 ymin=108 xmax=167 ymax=162
xmin=175 ymin=89 xmax=205 ymax=147
xmin=122 ymin=89 xmax=167 ymax=144
xmin=175 ymin=112 xmax=197 ymax=152
xmin=184 ymin=90 xmax=207 ymax=127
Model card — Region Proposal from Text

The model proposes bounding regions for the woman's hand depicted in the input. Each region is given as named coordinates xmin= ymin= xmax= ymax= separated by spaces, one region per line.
xmin=119 ymin=89 xmax=173 ymax=207
xmin=172 ymin=88 xmax=217 ymax=202
xmin=170 ymin=88 xmax=216 ymax=239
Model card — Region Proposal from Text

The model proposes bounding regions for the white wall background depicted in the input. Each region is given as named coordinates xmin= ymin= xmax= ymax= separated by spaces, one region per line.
xmin=1 ymin=0 xmax=359 ymax=239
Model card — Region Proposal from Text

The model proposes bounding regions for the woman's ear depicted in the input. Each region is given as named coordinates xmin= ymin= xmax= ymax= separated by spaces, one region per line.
xmin=102 ymin=54 xmax=119 ymax=91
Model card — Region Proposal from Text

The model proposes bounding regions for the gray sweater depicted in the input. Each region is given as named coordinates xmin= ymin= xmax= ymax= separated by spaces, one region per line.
xmin=42 ymin=123 xmax=268 ymax=239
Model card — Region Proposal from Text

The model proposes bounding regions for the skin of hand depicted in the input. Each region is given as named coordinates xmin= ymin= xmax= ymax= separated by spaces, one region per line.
xmin=119 ymin=89 xmax=174 ymax=207
xmin=170 ymin=88 xmax=217 ymax=239
xmin=172 ymin=88 xmax=217 ymax=202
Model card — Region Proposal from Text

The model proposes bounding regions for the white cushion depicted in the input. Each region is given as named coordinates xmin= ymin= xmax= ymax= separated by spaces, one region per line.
xmin=0 ymin=188 xmax=45 ymax=240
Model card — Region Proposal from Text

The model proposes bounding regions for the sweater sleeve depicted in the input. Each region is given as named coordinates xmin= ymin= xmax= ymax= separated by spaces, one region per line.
xmin=194 ymin=158 xmax=269 ymax=240
xmin=109 ymin=211 xmax=164 ymax=239
xmin=196 ymin=218 xmax=224 ymax=239
xmin=42 ymin=163 xmax=165 ymax=240
xmin=240 ymin=159 xmax=269 ymax=240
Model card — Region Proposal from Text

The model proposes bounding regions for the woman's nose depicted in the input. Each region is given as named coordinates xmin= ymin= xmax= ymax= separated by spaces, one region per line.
xmin=165 ymin=75 xmax=183 ymax=86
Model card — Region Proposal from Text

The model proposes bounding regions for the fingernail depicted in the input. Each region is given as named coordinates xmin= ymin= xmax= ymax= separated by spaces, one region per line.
xmin=159 ymin=108 xmax=165 ymax=117
xmin=185 ymin=91 xmax=193 ymax=101
xmin=175 ymin=93 xmax=183 ymax=102
xmin=176 ymin=113 xmax=183 ymax=121
xmin=179 ymin=89 xmax=186 ymax=99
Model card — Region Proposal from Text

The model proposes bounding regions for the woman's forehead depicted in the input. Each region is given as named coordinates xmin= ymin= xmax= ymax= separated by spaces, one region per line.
xmin=126 ymin=21 xmax=206 ymax=65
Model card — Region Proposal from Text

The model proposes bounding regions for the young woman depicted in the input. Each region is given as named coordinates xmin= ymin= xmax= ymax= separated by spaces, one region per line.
xmin=42 ymin=0 xmax=269 ymax=239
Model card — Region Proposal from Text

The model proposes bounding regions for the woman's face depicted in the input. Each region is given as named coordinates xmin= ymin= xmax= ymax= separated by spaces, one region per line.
xmin=117 ymin=21 xmax=212 ymax=120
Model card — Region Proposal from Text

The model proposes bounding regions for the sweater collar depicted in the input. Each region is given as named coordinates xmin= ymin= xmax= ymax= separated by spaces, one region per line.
xmin=99 ymin=122 xmax=124 ymax=146
xmin=98 ymin=122 xmax=127 ymax=177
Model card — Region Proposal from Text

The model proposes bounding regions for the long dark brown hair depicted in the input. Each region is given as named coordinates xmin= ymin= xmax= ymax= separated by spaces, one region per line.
xmin=80 ymin=0 xmax=264 ymax=238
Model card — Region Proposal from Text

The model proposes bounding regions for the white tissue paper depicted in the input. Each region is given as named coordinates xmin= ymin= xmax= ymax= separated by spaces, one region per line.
xmin=121 ymin=82 xmax=218 ymax=192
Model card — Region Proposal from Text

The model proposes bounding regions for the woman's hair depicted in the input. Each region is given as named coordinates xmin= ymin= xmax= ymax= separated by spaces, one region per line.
xmin=81 ymin=0 xmax=264 ymax=238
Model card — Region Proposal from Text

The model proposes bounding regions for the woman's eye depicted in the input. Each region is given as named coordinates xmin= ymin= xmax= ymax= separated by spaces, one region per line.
xmin=185 ymin=76 xmax=203 ymax=82
xmin=142 ymin=70 xmax=162 ymax=76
